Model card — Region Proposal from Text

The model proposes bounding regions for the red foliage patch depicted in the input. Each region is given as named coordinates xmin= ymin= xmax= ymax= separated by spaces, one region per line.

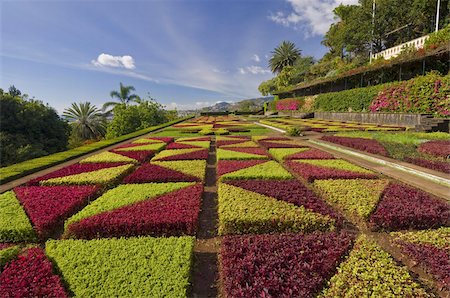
xmin=286 ymin=161 xmax=378 ymax=182
xmin=369 ymin=183 xmax=450 ymax=231
xmin=0 ymin=243 xmax=13 ymax=250
xmin=27 ymin=162 xmax=126 ymax=185
xmin=0 ymin=248 xmax=68 ymax=297
xmin=396 ymin=242 xmax=450 ymax=290
xmin=65 ymin=184 xmax=203 ymax=239
xmin=259 ymin=141 xmax=303 ymax=148
xmin=156 ymin=149 xmax=209 ymax=161
xmin=178 ymin=137 xmax=211 ymax=141
xmin=113 ymin=143 xmax=147 ymax=149
xmin=220 ymin=232 xmax=353 ymax=298
xmin=226 ymin=180 xmax=342 ymax=223
xmin=147 ymin=137 xmax=174 ymax=144
xmin=217 ymin=160 xmax=267 ymax=177
xmin=166 ymin=142 xmax=201 ymax=149
xmin=110 ymin=150 xmax=154 ymax=162
xmin=213 ymin=123 xmax=235 ymax=128
xmin=122 ymin=164 xmax=199 ymax=183
xmin=417 ymin=140 xmax=450 ymax=158
xmin=14 ymin=185 xmax=100 ymax=239
xmin=216 ymin=140 xmax=247 ymax=147
xmin=258 ymin=137 xmax=290 ymax=141
xmin=321 ymin=136 xmax=388 ymax=156
xmin=287 ymin=148 xmax=335 ymax=159
xmin=405 ymin=157 xmax=450 ymax=174
xmin=222 ymin=147 xmax=268 ymax=156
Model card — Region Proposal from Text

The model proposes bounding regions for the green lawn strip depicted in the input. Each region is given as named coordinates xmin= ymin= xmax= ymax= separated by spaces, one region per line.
xmin=218 ymin=183 xmax=334 ymax=235
xmin=294 ymin=159 xmax=374 ymax=174
xmin=220 ymin=161 xmax=293 ymax=180
xmin=319 ymin=235 xmax=430 ymax=297
xmin=40 ymin=164 xmax=134 ymax=186
xmin=313 ymin=179 xmax=389 ymax=221
xmin=268 ymin=148 xmax=310 ymax=161
xmin=65 ymin=182 xmax=194 ymax=229
xmin=114 ymin=143 xmax=166 ymax=152
xmin=0 ymin=245 xmax=21 ymax=268
xmin=0 ymin=117 xmax=192 ymax=184
xmin=152 ymin=160 xmax=207 ymax=180
xmin=0 ymin=191 xmax=36 ymax=242
xmin=45 ymin=236 xmax=194 ymax=297
xmin=152 ymin=148 xmax=204 ymax=161
xmin=79 ymin=151 xmax=138 ymax=164
xmin=390 ymin=227 xmax=450 ymax=249
xmin=216 ymin=149 xmax=268 ymax=160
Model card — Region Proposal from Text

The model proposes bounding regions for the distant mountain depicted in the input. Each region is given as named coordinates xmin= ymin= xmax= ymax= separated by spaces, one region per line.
xmin=201 ymin=96 xmax=273 ymax=112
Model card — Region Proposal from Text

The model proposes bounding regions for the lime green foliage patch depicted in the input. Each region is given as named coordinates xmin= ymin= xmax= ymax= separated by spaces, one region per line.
xmin=320 ymin=235 xmax=430 ymax=297
xmin=218 ymin=183 xmax=334 ymax=235
xmin=115 ymin=143 xmax=166 ymax=152
xmin=220 ymin=141 xmax=259 ymax=148
xmin=41 ymin=164 xmax=134 ymax=186
xmin=390 ymin=227 xmax=450 ymax=249
xmin=0 ymin=191 xmax=36 ymax=242
xmin=152 ymin=160 xmax=207 ymax=180
xmin=314 ymin=179 xmax=389 ymax=220
xmin=269 ymin=148 xmax=309 ymax=161
xmin=295 ymin=159 xmax=374 ymax=174
xmin=0 ymin=245 xmax=20 ymax=267
xmin=177 ymin=141 xmax=210 ymax=148
xmin=131 ymin=138 xmax=163 ymax=144
xmin=217 ymin=149 xmax=268 ymax=160
xmin=152 ymin=148 xmax=204 ymax=160
xmin=79 ymin=151 xmax=137 ymax=163
xmin=66 ymin=182 xmax=193 ymax=228
xmin=45 ymin=236 xmax=194 ymax=297
xmin=220 ymin=161 xmax=293 ymax=180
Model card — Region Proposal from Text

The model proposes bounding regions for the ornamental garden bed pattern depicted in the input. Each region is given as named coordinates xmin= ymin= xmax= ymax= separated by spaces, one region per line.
xmin=0 ymin=115 xmax=448 ymax=297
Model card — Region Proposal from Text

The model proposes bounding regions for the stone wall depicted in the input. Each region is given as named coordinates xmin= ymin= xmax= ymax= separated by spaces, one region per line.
xmin=314 ymin=112 xmax=426 ymax=127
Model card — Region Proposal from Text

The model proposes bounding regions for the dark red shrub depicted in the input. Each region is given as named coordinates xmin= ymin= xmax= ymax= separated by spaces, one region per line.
xmin=110 ymin=150 xmax=154 ymax=162
xmin=221 ymin=147 xmax=268 ymax=156
xmin=417 ymin=140 xmax=450 ymax=158
xmin=147 ymin=137 xmax=174 ymax=144
xmin=123 ymin=164 xmax=199 ymax=183
xmin=166 ymin=143 xmax=201 ymax=149
xmin=14 ymin=185 xmax=100 ymax=239
xmin=0 ymin=248 xmax=68 ymax=297
xmin=220 ymin=232 xmax=353 ymax=298
xmin=178 ymin=137 xmax=211 ymax=141
xmin=370 ymin=183 xmax=450 ymax=231
xmin=156 ymin=149 xmax=209 ymax=161
xmin=321 ymin=136 xmax=388 ymax=156
xmin=0 ymin=243 xmax=13 ymax=250
xmin=217 ymin=140 xmax=247 ymax=147
xmin=217 ymin=160 xmax=267 ymax=177
xmin=287 ymin=148 xmax=335 ymax=160
xmin=405 ymin=157 xmax=450 ymax=174
xmin=65 ymin=184 xmax=203 ymax=239
xmin=259 ymin=141 xmax=303 ymax=148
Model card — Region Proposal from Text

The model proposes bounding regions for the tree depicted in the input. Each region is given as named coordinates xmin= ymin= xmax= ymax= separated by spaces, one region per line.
xmin=63 ymin=102 xmax=106 ymax=140
xmin=269 ymin=41 xmax=301 ymax=73
xmin=8 ymin=85 xmax=21 ymax=97
xmin=258 ymin=78 xmax=277 ymax=96
xmin=102 ymin=82 xmax=140 ymax=112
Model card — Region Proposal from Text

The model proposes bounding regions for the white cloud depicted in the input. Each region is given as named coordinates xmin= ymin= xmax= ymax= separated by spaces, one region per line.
xmin=239 ymin=65 xmax=271 ymax=75
xmin=251 ymin=54 xmax=260 ymax=62
xmin=91 ymin=53 xmax=136 ymax=69
xmin=269 ymin=0 xmax=359 ymax=36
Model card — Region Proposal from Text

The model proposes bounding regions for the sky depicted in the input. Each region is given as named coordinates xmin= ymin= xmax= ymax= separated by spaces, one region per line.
xmin=0 ymin=0 xmax=358 ymax=112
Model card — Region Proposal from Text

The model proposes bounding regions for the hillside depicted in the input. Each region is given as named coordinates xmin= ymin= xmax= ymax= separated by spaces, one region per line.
xmin=201 ymin=96 xmax=273 ymax=112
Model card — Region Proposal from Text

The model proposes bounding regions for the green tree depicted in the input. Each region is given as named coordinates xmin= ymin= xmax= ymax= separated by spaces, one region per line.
xmin=258 ymin=78 xmax=277 ymax=96
xmin=269 ymin=41 xmax=301 ymax=73
xmin=63 ymin=102 xmax=106 ymax=141
xmin=102 ymin=82 xmax=140 ymax=112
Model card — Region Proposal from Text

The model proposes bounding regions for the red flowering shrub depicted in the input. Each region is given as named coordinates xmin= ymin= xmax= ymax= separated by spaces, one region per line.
xmin=220 ymin=232 xmax=353 ymax=298
xmin=226 ymin=180 xmax=342 ymax=223
xmin=405 ymin=157 xmax=450 ymax=174
xmin=155 ymin=149 xmax=209 ymax=161
xmin=0 ymin=248 xmax=68 ymax=297
xmin=288 ymin=148 xmax=335 ymax=159
xmin=65 ymin=184 xmax=203 ymax=239
xmin=370 ymin=183 xmax=450 ymax=231
xmin=216 ymin=140 xmax=247 ymax=147
xmin=221 ymin=147 xmax=268 ymax=156
xmin=123 ymin=164 xmax=199 ymax=183
xmin=257 ymin=137 xmax=291 ymax=141
xmin=166 ymin=142 xmax=200 ymax=149
xmin=178 ymin=137 xmax=211 ymax=141
xmin=111 ymin=150 xmax=154 ymax=162
xmin=321 ymin=136 xmax=388 ymax=156
xmin=14 ymin=185 xmax=100 ymax=239
xmin=259 ymin=141 xmax=303 ymax=148
xmin=286 ymin=161 xmax=378 ymax=182
xmin=276 ymin=98 xmax=303 ymax=111
xmin=27 ymin=162 xmax=126 ymax=185
xmin=217 ymin=160 xmax=267 ymax=177
xmin=417 ymin=140 xmax=450 ymax=158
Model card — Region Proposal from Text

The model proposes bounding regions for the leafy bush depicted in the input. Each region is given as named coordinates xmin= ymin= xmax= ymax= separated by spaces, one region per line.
xmin=424 ymin=24 xmax=450 ymax=49
xmin=0 ymin=245 xmax=20 ymax=268
xmin=217 ymin=148 xmax=268 ymax=160
xmin=64 ymin=184 xmax=203 ymax=239
xmin=220 ymin=161 xmax=293 ymax=180
xmin=320 ymin=235 xmax=430 ymax=297
xmin=259 ymin=140 xmax=303 ymax=148
xmin=321 ymin=135 xmax=389 ymax=156
xmin=417 ymin=140 xmax=450 ymax=158
xmin=369 ymin=183 xmax=450 ymax=231
xmin=109 ymin=149 xmax=154 ymax=163
xmin=406 ymin=157 xmax=450 ymax=174
xmin=14 ymin=185 xmax=100 ymax=239
xmin=286 ymin=126 xmax=302 ymax=136
xmin=286 ymin=148 xmax=335 ymax=159
xmin=79 ymin=151 xmax=138 ymax=163
xmin=218 ymin=183 xmax=334 ymax=235
xmin=152 ymin=148 xmax=209 ymax=161
xmin=220 ymin=232 xmax=352 ymax=297
xmin=45 ymin=236 xmax=194 ymax=297
xmin=220 ymin=140 xmax=259 ymax=148
xmin=390 ymin=227 xmax=450 ymax=250
xmin=0 ymin=191 xmax=36 ymax=242
xmin=276 ymin=98 xmax=303 ymax=110
xmin=122 ymin=163 xmax=201 ymax=183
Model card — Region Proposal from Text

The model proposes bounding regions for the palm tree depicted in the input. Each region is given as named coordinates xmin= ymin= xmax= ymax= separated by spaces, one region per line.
xmin=63 ymin=102 xmax=107 ymax=140
xmin=269 ymin=41 xmax=301 ymax=73
xmin=102 ymin=82 xmax=139 ymax=111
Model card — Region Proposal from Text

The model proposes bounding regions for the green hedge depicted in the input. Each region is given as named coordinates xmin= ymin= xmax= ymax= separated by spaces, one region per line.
xmin=0 ymin=117 xmax=192 ymax=184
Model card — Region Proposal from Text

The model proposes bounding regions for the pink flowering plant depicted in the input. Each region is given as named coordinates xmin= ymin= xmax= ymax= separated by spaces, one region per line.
xmin=276 ymin=98 xmax=303 ymax=111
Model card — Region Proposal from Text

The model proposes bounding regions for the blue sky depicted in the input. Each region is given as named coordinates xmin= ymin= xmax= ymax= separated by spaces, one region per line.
xmin=0 ymin=0 xmax=357 ymax=112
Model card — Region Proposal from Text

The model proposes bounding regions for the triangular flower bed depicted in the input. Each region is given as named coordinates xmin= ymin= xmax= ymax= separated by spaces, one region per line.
xmin=110 ymin=150 xmax=154 ymax=163
xmin=286 ymin=160 xmax=377 ymax=182
xmin=0 ymin=248 xmax=68 ymax=297
xmin=64 ymin=184 xmax=203 ymax=239
xmin=217 ymin=160 xmax=267 ymax=177
xmin=166 ymin=142 xmax=202 ymax=150
xmin=216 ymin=139 xmax=249 ymax=147
xmin=152 ymin=148 xmax=208 ymax=161
xmin=132 ymin=137 xmax=173 ymax=144
xmin=176 ymin=136 xmax=211 ymax=142
xmin=288 ymin=148 xmax=335 ymax=160
xmin=218 ymin=183 xmax=334 ymax=235
xmin=220 ymin=161 xmax=293 ymax=180
xmin=220 ymin=141 xmax=259 ymax=148
xmin=220 ymin=232 xmax=353 ymax=297
xmin=14 ymin=185 xmax=100 ymax=240
xmin=268 ymin=148 xmax=310 ymax=161
xmin=114 ymin=142 xmax=166 ymax=152
xmin=122 ymin=163 xmax=200 ymax=183
xmin=79 ymin=151 xmax=138 ymax=164
xmin=259 ymin=140 xmax=303 ymax=148
xmin=0 ymin=191 xmax=36 ymax=242
xmin=217 ymin=148 xmax=268 ymax=160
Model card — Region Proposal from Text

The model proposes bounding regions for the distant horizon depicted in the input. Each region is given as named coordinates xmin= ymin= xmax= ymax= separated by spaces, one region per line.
xmin=1 ymin=0 xmax=353 ymax=113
